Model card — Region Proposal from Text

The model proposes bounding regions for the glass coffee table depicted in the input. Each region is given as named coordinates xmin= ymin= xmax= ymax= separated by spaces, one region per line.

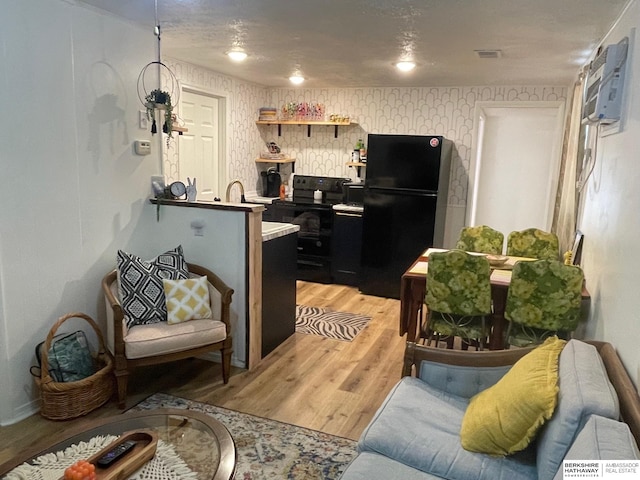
xmin=0 ymin=409 xmax=235 ymax=480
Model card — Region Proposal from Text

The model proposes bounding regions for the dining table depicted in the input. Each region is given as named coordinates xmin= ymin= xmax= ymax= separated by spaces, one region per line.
xmin=399 ymin=248 xmax=590 ymax=350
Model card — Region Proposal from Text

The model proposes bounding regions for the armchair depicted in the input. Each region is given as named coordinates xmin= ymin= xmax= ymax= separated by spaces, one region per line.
xmin=102 ymin=262 xmax=233 ymax=408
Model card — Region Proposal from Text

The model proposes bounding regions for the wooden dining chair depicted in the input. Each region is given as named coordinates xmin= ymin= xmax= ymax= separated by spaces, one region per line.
xmin=506 ymin=228 xmax=560 ymax=260
xmin=422 ymin=249 xmax=492 ymax=350
xmin=455 ymin=225 xmax=504 ymax=254
xmin=504 ymin=259 xmax=584 ymax=348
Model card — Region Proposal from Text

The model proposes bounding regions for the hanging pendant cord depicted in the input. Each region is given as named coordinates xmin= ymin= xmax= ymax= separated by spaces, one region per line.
xmin=154 ymin=0 xmax=161 ymax=63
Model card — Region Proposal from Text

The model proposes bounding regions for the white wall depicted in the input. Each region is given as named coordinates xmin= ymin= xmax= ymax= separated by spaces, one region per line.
xmin=577 ymin=1 xmax=640 ymax=380
xmin=0 ymin=0 xmax=160 ymax=424
xmin=134 ymin=203 xmax=249 ymax=366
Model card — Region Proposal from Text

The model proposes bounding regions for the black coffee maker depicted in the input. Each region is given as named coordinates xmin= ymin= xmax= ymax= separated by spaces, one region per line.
xmin=261 ymin=167 xmax=282 ymax=197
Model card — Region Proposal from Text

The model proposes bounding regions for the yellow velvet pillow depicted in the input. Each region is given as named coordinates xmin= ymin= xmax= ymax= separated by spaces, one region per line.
xmin=460 ymin=336 xmax=566 ymax=455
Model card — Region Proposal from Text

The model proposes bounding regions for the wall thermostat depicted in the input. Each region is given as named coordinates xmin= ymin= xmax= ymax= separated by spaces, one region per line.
xmin=134 ymin=140 xmax=151 ymax=155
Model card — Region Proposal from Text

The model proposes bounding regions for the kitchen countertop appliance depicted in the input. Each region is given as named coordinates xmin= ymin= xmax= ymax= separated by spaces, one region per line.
xmin=261 ymin=167 xmax=282 ymax=197
xmin=271 ymin=175 xmax=350 ymax=283
xmin=360 ymin=134 xmax=452 ymax=299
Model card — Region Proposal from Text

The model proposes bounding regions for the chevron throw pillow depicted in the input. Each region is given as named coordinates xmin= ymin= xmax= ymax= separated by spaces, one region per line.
xmin=163 ymin=276 xmax=212 ymax=324
xmin=116 ymin=246 xmax=189 ymax=327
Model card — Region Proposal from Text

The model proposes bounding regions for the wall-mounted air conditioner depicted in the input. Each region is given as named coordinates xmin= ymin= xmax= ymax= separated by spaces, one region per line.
xmin=582 ymin=37 xmax=628 ymax=124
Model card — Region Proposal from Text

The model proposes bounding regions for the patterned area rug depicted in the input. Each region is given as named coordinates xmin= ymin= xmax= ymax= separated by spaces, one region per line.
xmin=295 ymin=305 xmax=372 ymax=341
xmin=133 ymin=393 xmax=358 ymax=480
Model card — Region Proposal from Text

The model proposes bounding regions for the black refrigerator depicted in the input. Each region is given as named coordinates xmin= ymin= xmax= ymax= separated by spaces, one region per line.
xmin=359 ymin=134 xmax=452 ymax=299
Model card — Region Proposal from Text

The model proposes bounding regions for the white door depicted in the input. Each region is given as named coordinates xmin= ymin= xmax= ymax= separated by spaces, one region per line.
xmin=179 ymin=90 xmax=221 ymax=201
xmin=468 ymin=102 xmax=565 ymax=242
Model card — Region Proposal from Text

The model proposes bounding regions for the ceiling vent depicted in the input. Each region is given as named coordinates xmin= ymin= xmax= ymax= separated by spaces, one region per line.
xmin=475 ymin=49 xmax=503 ymax=59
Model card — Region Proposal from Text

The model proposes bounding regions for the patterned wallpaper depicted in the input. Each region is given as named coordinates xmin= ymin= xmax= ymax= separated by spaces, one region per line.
xmin=163 ymin=58 xmax=566 ymax=209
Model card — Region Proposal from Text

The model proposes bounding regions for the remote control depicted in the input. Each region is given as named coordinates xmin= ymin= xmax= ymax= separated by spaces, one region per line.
xmin=96 ymin=440 xmax=137 ymax=468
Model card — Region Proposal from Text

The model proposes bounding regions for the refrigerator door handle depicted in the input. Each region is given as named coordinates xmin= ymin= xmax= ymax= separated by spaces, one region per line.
xmin=366 ymin=186 xmax=438 ymax=197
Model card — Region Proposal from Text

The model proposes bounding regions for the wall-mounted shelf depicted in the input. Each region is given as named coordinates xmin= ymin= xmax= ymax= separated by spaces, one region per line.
xmin=256 ymin=120 xmax=356 ymax=138
xmin=346 ymin=161 xmax=367 ymax=177
xmin=256 ymin=157 xmax=296 ymax=172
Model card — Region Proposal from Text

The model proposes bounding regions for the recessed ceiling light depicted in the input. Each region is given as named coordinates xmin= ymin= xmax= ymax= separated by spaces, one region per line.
xmin=396 ymin=61 xmax=416 ymax=72
xmin=289 ymin=74 xmax=305 ymax=85
xmin=227 ymin=50 xmax=247 ymax=62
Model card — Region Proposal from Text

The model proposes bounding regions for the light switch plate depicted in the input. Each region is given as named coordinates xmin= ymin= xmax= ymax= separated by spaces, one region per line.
xmin=139 ymin=110 xmax=148 ymax=129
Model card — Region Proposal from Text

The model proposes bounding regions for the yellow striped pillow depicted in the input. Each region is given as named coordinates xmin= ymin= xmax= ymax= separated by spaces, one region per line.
xmin=163 ymin=276 xmax=212 ymax=324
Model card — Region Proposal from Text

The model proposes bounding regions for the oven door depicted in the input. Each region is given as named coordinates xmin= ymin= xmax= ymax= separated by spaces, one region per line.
xmin=272 ymin=202 xmax=334 ymax=283
xmin=274 ymin=203 xmax=333 ymax=258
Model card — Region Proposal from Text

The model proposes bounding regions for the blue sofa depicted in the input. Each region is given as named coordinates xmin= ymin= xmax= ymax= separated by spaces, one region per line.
xmin=340 ymin=340 xmax=640 ymax=480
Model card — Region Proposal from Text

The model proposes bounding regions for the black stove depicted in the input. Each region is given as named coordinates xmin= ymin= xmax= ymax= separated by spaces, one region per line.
xmin=271 ymin=175 xmax=350 ymax=283
xmin=272 ymin=174 xmax=349 ymax=207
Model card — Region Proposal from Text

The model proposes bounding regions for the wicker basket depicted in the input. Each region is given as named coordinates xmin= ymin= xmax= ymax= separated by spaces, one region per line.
xmin=35 ymin=312 xmax=114 ymax=420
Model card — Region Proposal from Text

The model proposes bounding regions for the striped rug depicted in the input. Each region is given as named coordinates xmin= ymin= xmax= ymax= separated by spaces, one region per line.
xmin=295 ymin=305 xmax=372 ymax=342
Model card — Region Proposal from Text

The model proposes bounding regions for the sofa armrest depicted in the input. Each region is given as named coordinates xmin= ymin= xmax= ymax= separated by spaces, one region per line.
xmin=588 ymin=341 xmax=640 ymax=446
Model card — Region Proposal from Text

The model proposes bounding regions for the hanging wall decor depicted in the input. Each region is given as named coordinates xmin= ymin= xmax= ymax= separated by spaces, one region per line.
xmin=136 ymin=0 xmax=186 ymax=147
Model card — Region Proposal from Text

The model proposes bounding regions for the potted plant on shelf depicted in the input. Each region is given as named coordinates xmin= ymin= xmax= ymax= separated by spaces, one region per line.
xmin=145 ymin=89 xmax=173 ymax=144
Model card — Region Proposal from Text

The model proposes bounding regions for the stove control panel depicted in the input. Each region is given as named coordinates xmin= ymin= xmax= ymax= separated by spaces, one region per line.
xmin=293 ymin=175 xmax=350 ymax=193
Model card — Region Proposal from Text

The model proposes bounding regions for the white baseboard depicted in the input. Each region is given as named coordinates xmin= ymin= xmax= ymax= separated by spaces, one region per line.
xmin=1 ymin=398 xmax=39 ymax=427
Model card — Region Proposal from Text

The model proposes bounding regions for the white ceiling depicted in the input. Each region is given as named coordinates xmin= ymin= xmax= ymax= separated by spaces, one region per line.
xmin=77 ymin=0 xmax=629 ymax=88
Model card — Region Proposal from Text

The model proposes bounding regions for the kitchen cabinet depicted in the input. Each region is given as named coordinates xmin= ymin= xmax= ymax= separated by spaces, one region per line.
xmin=331 ymin=207 xmax=363 ymax=286
xmin=262 ymin=223 xmax=298 ymax=358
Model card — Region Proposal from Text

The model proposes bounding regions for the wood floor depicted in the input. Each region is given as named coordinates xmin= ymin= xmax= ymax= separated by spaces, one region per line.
xmin=0 ymin=281 xmax=406 ymax=466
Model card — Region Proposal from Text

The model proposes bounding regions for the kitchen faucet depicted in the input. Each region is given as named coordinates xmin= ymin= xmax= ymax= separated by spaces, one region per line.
xmin=225 ymin=180 xmax=246 ymax=203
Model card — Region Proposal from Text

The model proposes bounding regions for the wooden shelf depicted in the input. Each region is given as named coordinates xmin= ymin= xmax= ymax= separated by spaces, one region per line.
xmin=256 ymin=157 xmax=296 ymax=172
xmin=256 ymin=120 xmax=354 ymax=126
xmin=346 ymin=161 xmax=367 ymax=176
xmin=256 ymin=157 xmax=295 ymax=164
xmin=256 ymin=119 xmax=356 ymax=138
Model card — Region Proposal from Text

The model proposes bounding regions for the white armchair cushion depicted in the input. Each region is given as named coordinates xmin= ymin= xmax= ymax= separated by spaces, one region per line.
xmin=124 ymin=319 xmax=226 ymax=359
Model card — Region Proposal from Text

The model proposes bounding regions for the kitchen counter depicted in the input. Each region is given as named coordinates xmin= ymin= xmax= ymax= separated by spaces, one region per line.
xmin=333 ymin=203 xmax=364 ymax=213
xmin=246 ymin=196 xmax=280 ymax=205
xmin=262 ymin=221 xmax=299 ymax=241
